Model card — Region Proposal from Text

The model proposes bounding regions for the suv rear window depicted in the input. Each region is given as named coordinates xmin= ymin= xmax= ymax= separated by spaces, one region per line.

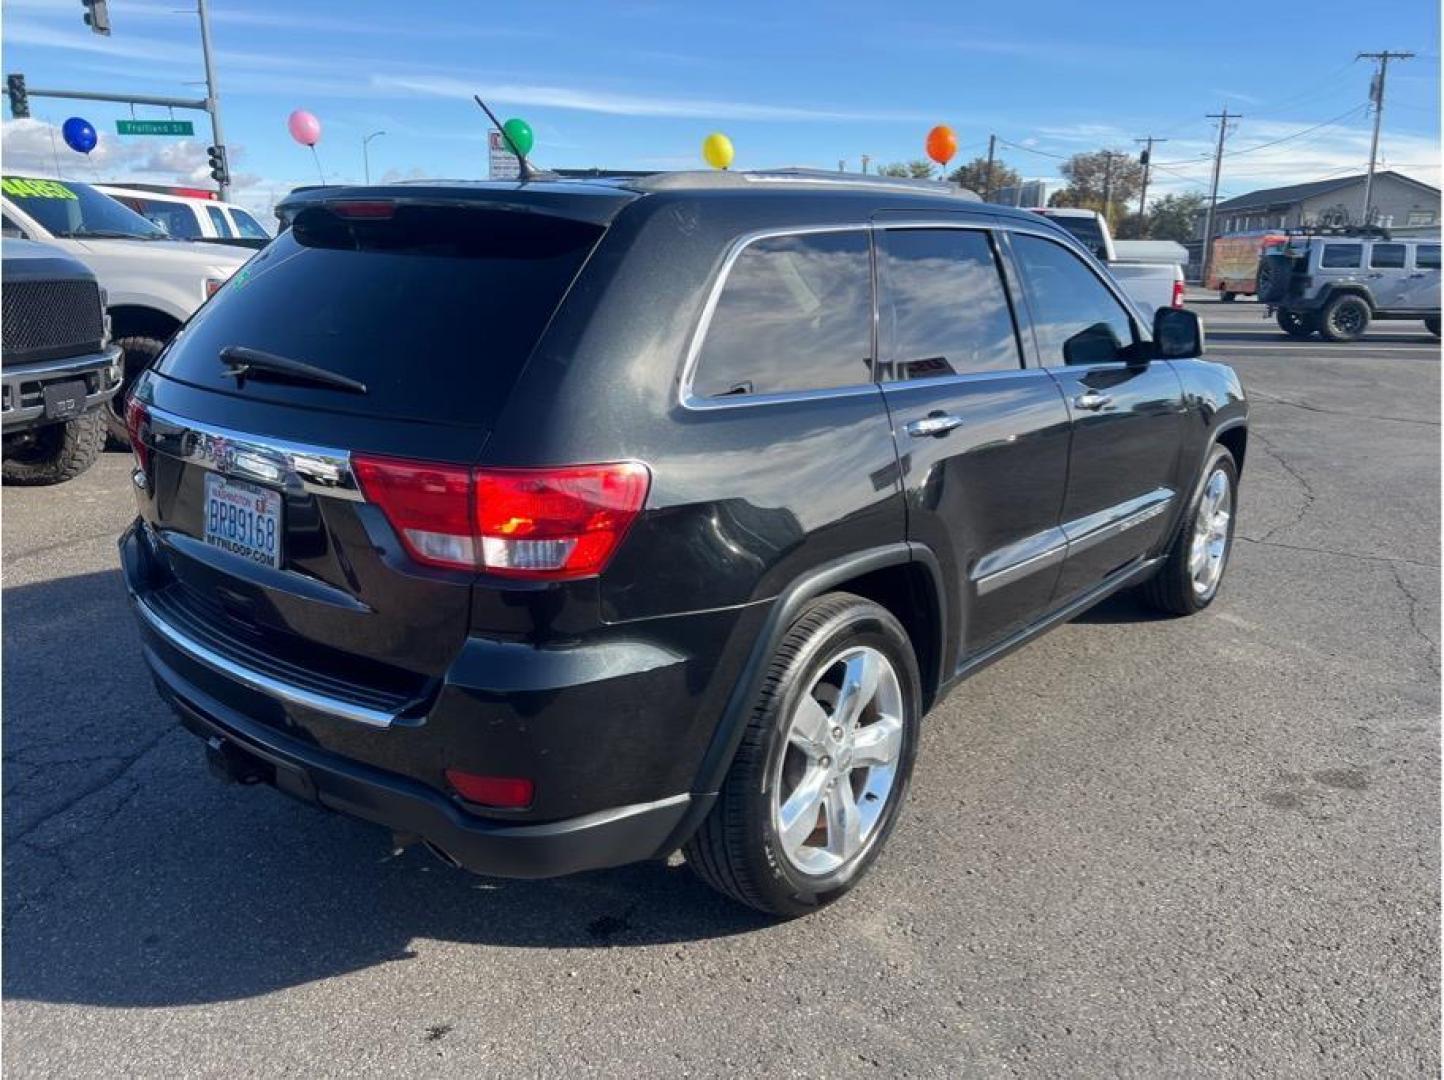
xmin=690 ymin=230 xmax=873 ymax=399
xmin=1370 ymin=243 xmax=1406 ymax=268
xmin=1320 ymin=243 xmax=1362 ymax=269
xmin=155 ymin=204 xmax=603 ymax=425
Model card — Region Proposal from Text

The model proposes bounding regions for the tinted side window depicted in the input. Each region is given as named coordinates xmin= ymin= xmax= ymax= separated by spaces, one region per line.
xmin=1011 ymin=233 xmax=1136 ymax=366
xmin=135 ymin=198 xmax=202 ymax=239
xmin=878 ymin=228 xmax=1020 ymax=380
xmin=207 ymin=205 xmax=234 ymax=237
xmin=1416 ymin=244 xmax=1441 ymax=270
xmin=231 ymin=208 xmax=269 ymax=239
xmin=692 ymin=231 xmax=872 ymax=398
xmin=1370 ymin=243 xmax=1406 ymax=269
xmin=1321 ymin=243 xmax=1362 ymax=269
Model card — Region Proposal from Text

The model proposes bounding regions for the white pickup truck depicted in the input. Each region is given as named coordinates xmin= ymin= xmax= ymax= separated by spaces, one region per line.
xmin=1030 ymin=207 xmax=1185 ymax=317
xmin=1 ymin=175 xmax=250 ymax=443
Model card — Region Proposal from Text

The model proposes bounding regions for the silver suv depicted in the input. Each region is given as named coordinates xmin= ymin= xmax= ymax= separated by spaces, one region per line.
xmin=1260 ymin=234 xmax=1440 ymax=341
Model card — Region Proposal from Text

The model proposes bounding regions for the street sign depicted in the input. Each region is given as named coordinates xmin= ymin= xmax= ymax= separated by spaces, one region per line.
xmin=116 ymin=119 xmax=194 ymax=136
xmin=488 ymin=130 xmax=519 ymax=181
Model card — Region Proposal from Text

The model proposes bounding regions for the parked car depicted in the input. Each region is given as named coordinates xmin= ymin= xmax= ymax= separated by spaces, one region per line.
xmin=1207 ymin=230 xmax=1288 ymax=301
xmin=1030 ymin=207 xmax=1186 ymax=315
xmin=2 ymin=238 xmax=122 ymax=484
xmin=121 ymin=172 xmax=1247 ymax=917
xmin=1 ymin=175 xmax=250 ymax=443
xmin=1258 ymin=233 xmax=1441 ymax=340
xmin=96 ymin=184 xmax=272 ymax=249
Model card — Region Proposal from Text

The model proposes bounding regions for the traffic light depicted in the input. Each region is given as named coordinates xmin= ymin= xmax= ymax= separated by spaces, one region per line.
xmin=6 ymin=74 xmax=28 ymax=120
xmin=81 ymin=0 xmax=111 ymax=36
xmin=207 ymin=144 xmax=229 ymax=186
xmin=1139 ymin=147 xmax=1151 ymax=166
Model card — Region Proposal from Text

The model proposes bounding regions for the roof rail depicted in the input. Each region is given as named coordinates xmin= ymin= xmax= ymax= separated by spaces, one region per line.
xmin=626 ymin=169 xmax=980 ymax=199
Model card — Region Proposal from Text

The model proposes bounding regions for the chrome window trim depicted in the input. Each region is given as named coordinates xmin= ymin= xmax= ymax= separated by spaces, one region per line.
xmin=879 ymin=366 xmax=1051 ymax=393
xmin=134 ymin=593 xmax=396 ymax=728
xmin=679 ymin=223 xmax=875 ymax=411
xmin=143 ymin=404 xmax=365 ymax=501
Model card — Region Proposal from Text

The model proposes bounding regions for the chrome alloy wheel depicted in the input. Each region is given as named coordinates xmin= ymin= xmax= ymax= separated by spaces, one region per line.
xmin=771 ymin=645 xmax=904 ymax=876
xmin=1190 ymin=468 xmax=1233 ymax=598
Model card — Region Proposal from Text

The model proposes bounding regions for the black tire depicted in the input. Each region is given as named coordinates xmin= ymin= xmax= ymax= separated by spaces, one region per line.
xmin=1255 ymin=254 xmax=1292 ymax=304
xmin=1276 ymin=308 xmax=1317 ymax=338
xmin=684 ymin=593 xmax=921 ymax=918
xmin=1318 ymin=293 xmax=1371 ymax=342
xmin=1220 ymin=291 xmax=1236 ymax=303
xmin=104 ymin=335 xmax=166 ymax=448
xmin=2 ymin=409 xmax=106 ymax=485
xmin=1140 ymin=444 xmax=1238 ymax=616
xmin=1425 ymin=316 xmax=1440 ymax=338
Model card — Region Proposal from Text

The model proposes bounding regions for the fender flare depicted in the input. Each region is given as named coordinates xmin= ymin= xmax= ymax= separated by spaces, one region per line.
xmin=1316 ymin=282 xmax=1375 ymax=312
xmin=689 ymin=542 xmax=946 ymax=797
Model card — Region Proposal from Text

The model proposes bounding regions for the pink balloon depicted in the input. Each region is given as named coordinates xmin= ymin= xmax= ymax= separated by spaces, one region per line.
xmin=287 ymin=109 xmax=321 ymax=147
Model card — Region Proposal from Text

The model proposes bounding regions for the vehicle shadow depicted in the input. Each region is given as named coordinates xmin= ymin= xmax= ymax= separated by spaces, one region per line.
xmin=1070 ymin=587 xmax=1166 ymax=625
xmin=3 ymin=569 xmax=772 ymax=1010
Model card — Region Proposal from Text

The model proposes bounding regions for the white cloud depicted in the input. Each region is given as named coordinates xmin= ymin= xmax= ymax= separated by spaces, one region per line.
xmin=371 ymin=75 xmax=933 ymax=123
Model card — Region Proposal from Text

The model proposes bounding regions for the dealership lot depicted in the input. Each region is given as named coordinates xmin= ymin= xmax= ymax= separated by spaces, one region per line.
xmin=3 ymin=300 xmax=1438 ymax=1076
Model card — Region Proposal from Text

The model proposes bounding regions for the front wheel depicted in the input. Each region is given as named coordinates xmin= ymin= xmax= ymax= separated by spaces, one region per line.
xmin=1276 ymin=308 xmax=1317 ymax=338
xmin=1220 ymin=290 xmax=1236 ymax=303
xmin=2 ymin=410 xmax=106 ymax=485
xmin=684 ymin=593 xmax=921 ymax=917
xmin=1139 ymin=444 xmax=1238 ymax=616
xmin=1319 ymin=294 xmax=1371 ymax=342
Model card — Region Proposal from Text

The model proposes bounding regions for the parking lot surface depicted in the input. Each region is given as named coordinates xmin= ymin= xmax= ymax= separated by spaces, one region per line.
xmin=3 ymin=298 xmax=1438 ymax=1077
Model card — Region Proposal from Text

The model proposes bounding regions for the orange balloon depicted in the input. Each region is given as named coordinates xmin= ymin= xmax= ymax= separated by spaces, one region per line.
xmin=926 ymin=125 xmax=958 ymax=167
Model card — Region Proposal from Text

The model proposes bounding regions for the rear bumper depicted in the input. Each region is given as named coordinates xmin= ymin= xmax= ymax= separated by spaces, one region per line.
xmin=142 ymin=634 xmax=710 ymax=879
xmin=2 ymin=345 xmax=122 ymax=432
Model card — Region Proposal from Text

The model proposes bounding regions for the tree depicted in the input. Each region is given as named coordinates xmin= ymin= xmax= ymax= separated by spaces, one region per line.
xmin=878 ymin=160 xmax=937 ymax=179
xmin=946 ymin=155 xmax=1021 ymax=198
xmin=1050 ymin=150 xmax=1145 ymax=231
xmin=1146 ymin=192 xmax=1208 ymax=244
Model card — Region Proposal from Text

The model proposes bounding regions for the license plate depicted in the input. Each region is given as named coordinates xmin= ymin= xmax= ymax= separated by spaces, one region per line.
xmin=204 ymin=472 xmax=282 ymax=569
xmin=42 ymin=379 xmax=87 ymax=421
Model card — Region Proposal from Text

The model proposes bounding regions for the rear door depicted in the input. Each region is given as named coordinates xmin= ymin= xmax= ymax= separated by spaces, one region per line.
xmin=874 ymin=221 xmax=1071 ymax=660
xmin=1004 ymin=229 xmax=1185 ymax=603
xmin=1401 ymin=242 xmax=1441 ymax=313
xmin=134 ymin=200 xmax=607 ymax=698
xmin=1366 ymin=241 xmax=1410 ymax=310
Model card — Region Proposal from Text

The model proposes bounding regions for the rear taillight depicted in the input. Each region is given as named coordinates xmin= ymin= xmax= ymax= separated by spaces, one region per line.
xmin=353 ymin=456 xmax=650 ymax=580
xmin=1171 ymin=278 xmax=1186 ymax=309
xmin=328 ymin=200 xmax=397 ymax=219
xmin=125 ymin=397 xmax=150 ymax=470
xmin=444 ymin=769 xmax=534 ymax=809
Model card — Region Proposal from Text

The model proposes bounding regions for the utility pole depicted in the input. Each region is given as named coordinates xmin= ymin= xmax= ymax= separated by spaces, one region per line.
xmin=1199 ymin=108 xmax=1240 ymax=288
xmin=1135 ymin=135 xmax=1167 ymax=235
xmin=363 ymin=130 xmax=386 ymax=184
xmin=983 ymin=133 xmax=996 ymax=201
xmin=1357 ymin=50 xmax=1413 ymax=227
xmin=1100 ymin=150 xmax=1118 ymax=226
xmin=195 ymin=0 xmax=228 ymax=201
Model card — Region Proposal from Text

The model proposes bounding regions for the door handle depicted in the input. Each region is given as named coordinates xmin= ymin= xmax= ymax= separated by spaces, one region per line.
xmin=1073 ymin=391 xmax=1113 ymax=411
xmin=905 ymin=413 xmax=964 ymax=438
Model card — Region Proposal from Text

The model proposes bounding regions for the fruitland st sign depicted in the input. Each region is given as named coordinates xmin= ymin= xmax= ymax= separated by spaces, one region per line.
xmin=116 ymin=119 xmax=194 ymax=136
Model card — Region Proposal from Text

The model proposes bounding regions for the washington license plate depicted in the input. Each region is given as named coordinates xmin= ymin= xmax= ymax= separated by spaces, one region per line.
xmin=204 ymin=472 xmax=282 ymax=569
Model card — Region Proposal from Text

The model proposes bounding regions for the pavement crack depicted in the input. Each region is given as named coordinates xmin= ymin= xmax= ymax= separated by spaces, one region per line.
xmin=8 ymin=723 xmax=176 ymax=849
xmin=1249 ymin=392 xmax=1441 ymax=428
xmin=1251 ymin=428 xmax=1316 ymax=543
xmin=1235 ymin=536 xmax=1434 ymax=569
xmin=1387 ymin=563 xmax=1440 ymax=676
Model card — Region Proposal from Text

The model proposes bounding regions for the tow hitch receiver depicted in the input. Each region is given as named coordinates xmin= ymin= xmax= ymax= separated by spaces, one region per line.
xmin=206 ymin=735 xmax=270 ymax=785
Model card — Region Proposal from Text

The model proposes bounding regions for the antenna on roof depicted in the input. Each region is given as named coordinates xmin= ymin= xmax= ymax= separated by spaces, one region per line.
xmin=473 ymin=95 xmax=532 ymax=182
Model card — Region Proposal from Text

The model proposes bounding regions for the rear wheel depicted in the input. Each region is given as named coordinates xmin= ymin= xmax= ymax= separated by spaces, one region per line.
xmin=2 ymin=410 xmax=106 ymax=485
xmin=1220 ymin=290 xmax=1236 ymax=303
xmin=1140 ymin=444 xmax=1238 ymax=616
xmin=1425 ymin=316 xmax=1440 ymax=338
xmin=1276 ymin=309 xmax=1317 ymax=338
xmin=684 ymin=593 xmax=920 ymax=917
xmin=1318 ymin=294 xmax=1371 ymax=342
xmin=104 ymin=335 xmax=166 ymax=448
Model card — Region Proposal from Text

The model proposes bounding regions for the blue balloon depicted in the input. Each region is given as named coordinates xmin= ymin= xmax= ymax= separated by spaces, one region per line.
xmin=61 ymin=117 xmax=97 ymax=155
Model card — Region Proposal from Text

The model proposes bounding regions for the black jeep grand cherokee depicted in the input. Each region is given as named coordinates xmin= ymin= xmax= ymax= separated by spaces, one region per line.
xmin=122 ymin=171 xmax=1247 ymax=917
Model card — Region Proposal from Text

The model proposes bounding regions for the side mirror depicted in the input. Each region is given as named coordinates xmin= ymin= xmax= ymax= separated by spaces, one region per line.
xmin=1152 ymin=306 xmax=1204 ymax=359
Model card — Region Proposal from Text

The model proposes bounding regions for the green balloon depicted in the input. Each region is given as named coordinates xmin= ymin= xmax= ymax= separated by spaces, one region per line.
xmin=502 ymin=118 xmax=534 ymax=158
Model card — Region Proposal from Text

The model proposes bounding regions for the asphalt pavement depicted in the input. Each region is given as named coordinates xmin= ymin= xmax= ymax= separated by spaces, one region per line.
xmin=3 ymin=299 xmax=1439 ymax=1077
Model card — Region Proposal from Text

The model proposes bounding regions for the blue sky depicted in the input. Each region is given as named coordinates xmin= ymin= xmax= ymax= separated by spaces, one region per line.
xmin=3 ymin=0 xmax=1439 ymax=216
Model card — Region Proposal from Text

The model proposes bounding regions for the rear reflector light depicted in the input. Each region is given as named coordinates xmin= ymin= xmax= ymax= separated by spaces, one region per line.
xmin=125 ymin=397 xmax=150 ymax=470
xmin=444 ymin=770 xmax=534 ymax=809
xmin=352 ymin=455 xmax=650 ymax=579
xmin=1171 ymin=278 xmax=1186 ymax=309
xmin=328 ymin=200 xmax=397 ymax=219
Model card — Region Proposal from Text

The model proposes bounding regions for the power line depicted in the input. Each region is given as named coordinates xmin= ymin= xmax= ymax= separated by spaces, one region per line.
xmin=1155 ymin=104 xmax=1368 ymax=166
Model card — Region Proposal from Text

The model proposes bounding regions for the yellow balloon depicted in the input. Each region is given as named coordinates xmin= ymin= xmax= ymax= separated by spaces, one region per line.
xmin=702 ymin=132 xmax=734 ymax=170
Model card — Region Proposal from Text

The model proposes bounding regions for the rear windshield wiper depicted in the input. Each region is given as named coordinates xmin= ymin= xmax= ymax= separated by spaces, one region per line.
xmin=219 ymin=346 xmax=368 ymax=394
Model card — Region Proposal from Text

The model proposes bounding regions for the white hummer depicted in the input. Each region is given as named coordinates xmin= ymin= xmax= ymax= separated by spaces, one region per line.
xmin=1 ymin=175 xmax=251 ymax=442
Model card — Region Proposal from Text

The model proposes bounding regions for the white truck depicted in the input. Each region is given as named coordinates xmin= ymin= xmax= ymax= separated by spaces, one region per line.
xmin=1030 ymin=207 xmax=1185 ymax=317
xmin=0 ymin=175 xmax=250 ymax=443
